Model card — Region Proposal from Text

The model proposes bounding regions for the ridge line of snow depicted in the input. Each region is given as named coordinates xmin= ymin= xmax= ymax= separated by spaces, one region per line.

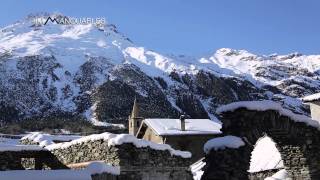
xmin=21 ymin=132 xmax=82 ymax=147
xmin=46 ymin=132 xmax=191 ymax=158
xmin=216 ymin=100 xmax=320 ymax=129
xmin=0 ymin=144 xmax=45 ymax=152
xmin=203 ymin=135 xmax=245 ymax=153
xmin=301 ymin=92 xmax=320 ymax=102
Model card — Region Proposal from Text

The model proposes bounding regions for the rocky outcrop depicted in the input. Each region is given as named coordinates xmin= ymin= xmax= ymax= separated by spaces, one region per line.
xmin=92 ymin=65 xmax=179 ymax=124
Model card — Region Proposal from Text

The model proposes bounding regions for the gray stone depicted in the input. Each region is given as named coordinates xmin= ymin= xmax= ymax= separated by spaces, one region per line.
xmin=202 ymin=108 xmax=320 ymax=180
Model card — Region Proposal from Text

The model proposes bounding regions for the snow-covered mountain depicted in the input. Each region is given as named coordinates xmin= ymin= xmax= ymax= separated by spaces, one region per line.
xmin=0 ymin=13 xmax=319 ymax=127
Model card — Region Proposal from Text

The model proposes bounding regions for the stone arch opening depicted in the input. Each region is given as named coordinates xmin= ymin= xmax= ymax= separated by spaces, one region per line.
xmin=249 ymin=135 xmax=283 ymax=173
xmin=217 ymin=107 xmax=320 ymax=179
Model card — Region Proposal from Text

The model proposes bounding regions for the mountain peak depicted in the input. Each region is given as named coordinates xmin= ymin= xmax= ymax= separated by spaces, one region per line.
xmin=0 ymin=14 xmax=133 ymax=58
xmin=215 ymin=48 xmax=254 ymax=57
xmin=0 ymin=13 xmax=320 ymax=128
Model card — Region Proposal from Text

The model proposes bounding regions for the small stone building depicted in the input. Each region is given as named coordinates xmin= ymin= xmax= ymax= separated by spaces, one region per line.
xmin=135 ymin=118 xmax=221 ymax=162
xmin=302 ymin=92 xmax=320 ymax=121
xmin=128 ymin=99 xmax=222 ymax=162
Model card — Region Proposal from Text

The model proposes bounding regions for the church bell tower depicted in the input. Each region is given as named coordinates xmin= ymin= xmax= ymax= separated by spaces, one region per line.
xmin=129 ymin=98 xmax=143 ymax=136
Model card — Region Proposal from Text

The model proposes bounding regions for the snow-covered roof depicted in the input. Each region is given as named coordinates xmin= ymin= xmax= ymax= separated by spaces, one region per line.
xmin=203 ymin=136 xmax=245 ymax=154
xmin=216 ymin=100 xmax=320 ymax=129
xmin=86 ymin=161 xmax=120 ymax=175
xmin=302 ymin=92 xmax=320 ymax=102
xmin=21 ymin=132 xmax=82 ymax=147
xmin=143 ymin=118 xmax=222 ymax=136
xmin=46 ymin=132 xmax=191 ymax=158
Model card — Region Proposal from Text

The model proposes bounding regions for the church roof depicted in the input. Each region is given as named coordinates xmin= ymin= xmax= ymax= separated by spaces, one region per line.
xmin=143 ymin=118 xmax=222 ymax=136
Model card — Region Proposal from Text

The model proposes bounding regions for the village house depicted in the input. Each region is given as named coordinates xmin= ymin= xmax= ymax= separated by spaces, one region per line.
xmin=128 ymin=99 xmax=222 ymax=162
xmin=302 ymin=92 xmax=320 ymax=121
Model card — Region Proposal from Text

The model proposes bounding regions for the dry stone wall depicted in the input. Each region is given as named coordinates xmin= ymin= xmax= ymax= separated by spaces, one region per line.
xmin=0 ymin=150 xmax=67 ymax=170
xmin=202 ymin=108 xmax=320 ymax=180
xmin=201 ymin=144 xmax=251 ymax=180
xmin=49 ymin=140 xmax=193 ymax=180
xmin=248 ymin=169 xmax=282 ymax=180
xmin=20 ymin=138 xmax=40 ymax=146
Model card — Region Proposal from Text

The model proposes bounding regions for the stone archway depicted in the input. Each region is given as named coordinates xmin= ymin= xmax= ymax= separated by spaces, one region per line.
xmin=202 ymin=101 xmax=320 ymax=180
xmin=249 ymin=135 xmax=283 ymax=175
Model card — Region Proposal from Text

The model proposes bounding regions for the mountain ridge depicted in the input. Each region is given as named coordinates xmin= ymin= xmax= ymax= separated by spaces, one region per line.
xmin=0 ymin=14 xmax=319 ymax=128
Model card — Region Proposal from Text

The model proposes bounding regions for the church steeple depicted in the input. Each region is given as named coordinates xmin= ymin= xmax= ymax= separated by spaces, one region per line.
xmin=129 ymin=97 xmax=143 ymax=136
xmin=131 ymin=97 xmax=139 ymax=118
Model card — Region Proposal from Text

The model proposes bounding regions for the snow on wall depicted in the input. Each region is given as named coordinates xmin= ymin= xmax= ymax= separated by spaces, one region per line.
xmin=46 ymin=132 xmax=192 ymax=158
xmin=0 ymin=162 xmax=119 ymax=180
xmin=302 ymin=92 xmax=320 ymax=102
xmin=264 ymin=169 xmax=288 ymax=180
xmin=0 ymin=144 xmax=45 ymax=152
xmin=21 ymin=132 xmax=82 ymax=147
xmin=216 ymin=100 xmax=320 ymax=129
xmin=0 ymin=137 xmax=22 ymax=145
xmin=86 ymin=161 xmax=120 ymax=175
xmin=203 ymin=136 xmax=245 ymax=154
xmin=190 ymin=159 xmax=205 ymax=180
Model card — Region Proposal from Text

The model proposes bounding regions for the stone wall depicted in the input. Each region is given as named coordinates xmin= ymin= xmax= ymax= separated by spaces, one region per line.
xmin=164 ymin=134 xmax=218 ymax=163
xmin=248 ymin=169 xmax=282 ymax=180
xmin=202 ymin=108 xmax=320 ymax=180
xmin=201 ymin=144 xmax=251 ymax=180
xmin=50 ymin=140 xmax=193 ymax=180
xmin=20 ymin=138 xmax=40 ymax=146
xmin=0 ymin=150 xmax=67 ymax=170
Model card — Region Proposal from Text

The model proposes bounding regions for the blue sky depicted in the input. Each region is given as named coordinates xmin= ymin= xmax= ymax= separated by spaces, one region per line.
xmin=0 ymin=0 xmax=319 ymax=55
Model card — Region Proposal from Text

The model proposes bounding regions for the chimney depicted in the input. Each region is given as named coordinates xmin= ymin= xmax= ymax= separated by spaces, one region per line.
xmin=180 ymin=115 xmax=186 ymax=131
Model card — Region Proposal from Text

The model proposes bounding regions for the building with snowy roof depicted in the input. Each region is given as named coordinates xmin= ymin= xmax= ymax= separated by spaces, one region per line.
xmin=302 ymin=92 xmax=320 ymax=121
xmin=129 ymin=99 xmax=222 ymax=162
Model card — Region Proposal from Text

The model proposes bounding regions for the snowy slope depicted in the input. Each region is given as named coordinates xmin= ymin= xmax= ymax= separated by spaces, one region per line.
xmin=201 ymin=48 xmax=320 ymax=87
xmin=3 ymin=14 xmax=318 ymax=86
